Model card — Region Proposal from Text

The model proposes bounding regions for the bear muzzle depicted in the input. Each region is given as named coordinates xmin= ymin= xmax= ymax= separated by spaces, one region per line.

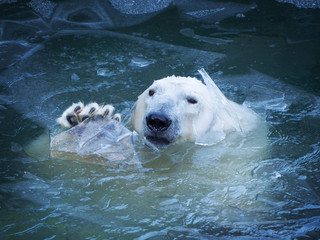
xmin=146 ymin=113 xmax=172 ymax=133
xmin=144 ymin=112 xmax=179 ymax=147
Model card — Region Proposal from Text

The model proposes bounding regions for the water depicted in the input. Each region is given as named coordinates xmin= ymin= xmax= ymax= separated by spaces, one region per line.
xmin=1 ymin=3 xmax=320 ymax=239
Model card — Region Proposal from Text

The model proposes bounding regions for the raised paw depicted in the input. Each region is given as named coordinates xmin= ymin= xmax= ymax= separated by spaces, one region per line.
xmin=57 ymin=102 xmax=121 ymax=128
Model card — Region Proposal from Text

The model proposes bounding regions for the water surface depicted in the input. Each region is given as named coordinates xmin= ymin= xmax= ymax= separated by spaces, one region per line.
xmin=0 ymin=4 xmax=320 ymax=239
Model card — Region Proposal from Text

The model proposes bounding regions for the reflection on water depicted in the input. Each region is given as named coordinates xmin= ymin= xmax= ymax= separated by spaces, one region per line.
xmin=0 ymin=3 xmax=320 ymax=239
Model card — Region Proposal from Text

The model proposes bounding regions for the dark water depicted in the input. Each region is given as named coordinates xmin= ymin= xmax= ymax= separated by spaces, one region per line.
xmin=0 ymin=2 xmax=320 ymax=239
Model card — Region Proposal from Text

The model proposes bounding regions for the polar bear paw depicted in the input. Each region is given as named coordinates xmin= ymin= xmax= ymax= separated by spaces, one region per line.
xmin=56 ymin=102 xmax=121 ymax=128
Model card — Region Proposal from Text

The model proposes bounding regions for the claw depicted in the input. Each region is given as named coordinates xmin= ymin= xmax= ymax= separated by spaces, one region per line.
xmin=112 ymin=113 xmax=121 ymax=122
xmin=74 ymin=104 xmax=83 ymax=123
xmin=89 ymin=107 xmax=96 ymax=114
xmin=98 ymin=105 xmax=115 ymax=118
xmin=57 ymin=102 xmax=84 ymax=128
xmin=74 ymin=105 xmax=82 ymax=113
xmin=103 ymin=109 xmax=110 ymax=118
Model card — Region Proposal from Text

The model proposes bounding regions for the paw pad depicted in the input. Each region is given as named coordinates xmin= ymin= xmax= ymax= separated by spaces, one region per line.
xmin=57 ymin=102 xmax=121 ymax=128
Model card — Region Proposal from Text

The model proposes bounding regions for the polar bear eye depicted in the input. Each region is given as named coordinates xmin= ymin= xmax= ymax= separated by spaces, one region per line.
xmin=187 ymin=97 xmax=198 ymax=104
xmin=149 ymin=90 xmax=155 ymax=96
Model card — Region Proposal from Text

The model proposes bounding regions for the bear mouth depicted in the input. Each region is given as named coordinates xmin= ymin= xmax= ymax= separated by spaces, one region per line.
xmin=146 ymin=135 xmax=171 ymax=148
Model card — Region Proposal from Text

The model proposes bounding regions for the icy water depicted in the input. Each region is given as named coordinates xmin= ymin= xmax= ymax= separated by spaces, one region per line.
xmin=1 ymin=4 xmax=320 ymax=240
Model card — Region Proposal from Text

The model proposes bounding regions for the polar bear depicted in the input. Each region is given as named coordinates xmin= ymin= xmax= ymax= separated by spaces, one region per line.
xmin=55 ymin=69 xmax=262 ymax=150
xmin=131 ymin=68 xmax=260 ymax=147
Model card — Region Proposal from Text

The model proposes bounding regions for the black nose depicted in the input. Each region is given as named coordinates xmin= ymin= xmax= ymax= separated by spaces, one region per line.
xmin=146 ymin=113 xmax=172 ymax=132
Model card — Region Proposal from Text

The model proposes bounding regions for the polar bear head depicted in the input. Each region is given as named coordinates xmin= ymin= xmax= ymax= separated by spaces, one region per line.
xmin=131 ymin=69 xmax=258 ymax=147
xmin=132 ymin=75 xmax=219 ymax=147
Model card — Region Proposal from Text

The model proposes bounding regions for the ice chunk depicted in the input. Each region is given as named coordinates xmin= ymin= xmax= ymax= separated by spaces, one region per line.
xmin=96 ymin=68 xmax=114 ymax=77
xmin=186 ymin=8 xmax=225 ymax=18
xmin=179 ymin=28 xmax=196 ymax=38
xmin=244 ymin=85 xmax=288 ymax=115
xmin=199 ymin=68 xmax=242 ymax=132
xmin=50 ymin=117 xmax=139 ymax=167
xmin=175 ymin=0 xmax=256 ymax=22
xmin=27 ymin=0 xmax=57 ymax=21
xmin=276 ymin=0 xmax=320 ymax=9
xmin=71 ymin=73 xmax=80 ymax=82
xmin=109 ymin=0 xmax=172 ymax=14
xmin=180 ymin=28 xmax=233 ymax=45
xmin=0 ymin=0 xmax=18 ymax=4
xmin=129 ymin=57 xmax=156 ymax=68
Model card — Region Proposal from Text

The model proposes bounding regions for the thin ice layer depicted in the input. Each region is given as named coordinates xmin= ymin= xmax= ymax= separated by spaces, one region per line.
xmin=50 ymin=117 xmax=138 ymax=167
